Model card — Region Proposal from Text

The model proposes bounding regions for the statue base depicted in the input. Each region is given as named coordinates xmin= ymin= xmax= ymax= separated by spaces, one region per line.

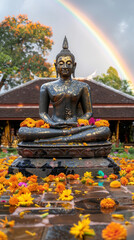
xmin=8 ymin=156 xmax=119 ymax=177
xmin=8 ymin=141 xmax=117 ymax=177
xmin=18 ymin=141 xmax=112 ymax=158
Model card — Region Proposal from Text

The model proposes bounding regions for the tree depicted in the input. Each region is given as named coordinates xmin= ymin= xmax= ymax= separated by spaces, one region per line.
xmin=0 ymin=14 xmax=53 ymax=90
xmin=94 ymin=66 xmax=134 ymax=96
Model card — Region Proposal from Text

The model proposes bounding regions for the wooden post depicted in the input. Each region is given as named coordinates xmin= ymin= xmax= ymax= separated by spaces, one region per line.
xmin=116 ymin=120 xmax=120 ymax=147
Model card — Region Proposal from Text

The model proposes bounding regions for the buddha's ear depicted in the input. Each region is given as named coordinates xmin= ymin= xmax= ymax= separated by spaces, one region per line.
xmin=54 ymin=62 xmax=58 ymax=78
xmin=73 ymin=62 xmax=76 ymax=78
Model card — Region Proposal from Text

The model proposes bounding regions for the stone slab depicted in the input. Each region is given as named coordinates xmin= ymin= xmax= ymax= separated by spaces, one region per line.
xmin=8 ymin=156 xmax=119 ymax=177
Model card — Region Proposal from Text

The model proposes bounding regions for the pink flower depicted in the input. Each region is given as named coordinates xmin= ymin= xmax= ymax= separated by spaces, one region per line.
xmin=95 ymin=119 xmax=101 ymax=122
xmin=89 ymin=117 xmax=95 ymax=125
xmin=18 ymin=182 xmax=27 ymax=187
xmin=104 ymin=175 xmax=108 ymax=179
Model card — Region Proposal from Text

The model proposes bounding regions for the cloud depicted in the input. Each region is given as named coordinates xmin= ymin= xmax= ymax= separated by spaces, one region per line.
xmin=119 ymin=21 xmax=128 ymax=33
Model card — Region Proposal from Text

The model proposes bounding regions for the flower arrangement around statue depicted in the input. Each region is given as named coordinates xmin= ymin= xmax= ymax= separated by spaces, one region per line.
xmin=20 ymin=117 xmax=109 ymax=128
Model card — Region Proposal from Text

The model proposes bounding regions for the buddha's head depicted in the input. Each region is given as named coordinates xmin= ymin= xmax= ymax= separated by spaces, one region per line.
xmin=55 ymin=36 xmax=76 ymax=78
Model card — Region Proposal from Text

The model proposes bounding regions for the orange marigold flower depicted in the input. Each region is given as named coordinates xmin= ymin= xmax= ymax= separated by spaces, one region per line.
xmin=110 ymin=180 xmax=121 ymax=188
xmin=67 ymin=174 xmax=75 ymax=180
xmin=9 ymin=195 xmax=19 ymax=206
xmin=55 ymin=183 xmax=65 ymax=193
xmin=21 ymin=176 xmax=27 ymax=183
xmin=86 ymin=178 xmax=94 ymax=185
xmin=37 ymin=185 xmax=46 ymax=193
xmin=0 ymin=230 xmax=8 ymax=240
xmin=0 ymin=170 xmax=8 ymax=177
xmin=27 ymin=183 xmax=38 ymax=192
xmin=27 ymin=175 xmax=37 ymax=183
xmin=109 ymin=173 xmax=118 ymax=180
xmin=0 ymin=216 xmax=15 ymax=228
xmin=18 ymin=187 xmax=30 ymax=195
xmin=74 ymin=174 xmax=80 ymax=180
xmin=43 ymin=183 xmax=49 ymax=192
xmin=95 ymin=119 xmax=110 ymax=127
xmin=0 ymin=177 xmax=6 ymax=184
xmin=8 ymin=182 xmax=19 ymax=193
xmin=102 ymin=222 xmax=127 ymax=240
xmin=100 ymin=198 xmax=116 ymax=209
xmin=35 ymin=119 xmax=44 ymax=127
xmin=120 ymin=177 xmax=128 ymax=186
xmin=20 ymin=118 xmax=36 ymax=127
xmin=58 ymin=173 xmax=66 ymax=178
xmin=9 ymin=175 xmax=18 ymax=183
xmin=48 ymin=175 xmax=55 ymax=182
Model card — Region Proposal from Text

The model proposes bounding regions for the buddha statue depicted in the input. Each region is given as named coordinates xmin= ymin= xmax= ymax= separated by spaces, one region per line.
xmin=18 ymin=37 xmax=110 ymax=143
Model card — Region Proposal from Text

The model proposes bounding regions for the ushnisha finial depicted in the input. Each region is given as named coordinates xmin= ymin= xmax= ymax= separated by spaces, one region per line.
xmin=56 ymin=36 xmax=75 ymax=63
xmin=62 ymin=36 xmax=68 ymax=49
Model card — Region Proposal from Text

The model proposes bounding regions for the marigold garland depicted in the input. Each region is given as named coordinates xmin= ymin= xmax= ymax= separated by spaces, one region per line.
xmin=20 ymin=118 xmax=50 ymax=128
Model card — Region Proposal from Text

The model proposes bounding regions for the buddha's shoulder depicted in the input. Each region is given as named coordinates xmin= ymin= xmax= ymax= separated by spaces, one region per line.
xmin=72 ymin=80 xmax=90 ymax=89
xmin=40 ymin=80 xmax=59 ymax=89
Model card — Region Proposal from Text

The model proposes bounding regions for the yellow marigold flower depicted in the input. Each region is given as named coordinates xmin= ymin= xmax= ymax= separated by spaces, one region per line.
xmin=100 ymin=198 xmax=116 ymax=209
xmin=110 ymin=180 xmax=121 ymax=188
xmin=70 ymin=217 xmax=95 ymax=239
xmin=119 ymin=170 xmax=127 ymax=177
xmin=77 ymin=119 xmax=89 ymax=126
xmin=84 ymin=171 xmax=93 ymax=178
xmin=25 ymin=230 xmax=36 ymax=236
xmin=59 ymin=189 xmax=73 ymax=201
xmin=15 ymin=172 xmax=23 ymax=180
xmin=102 ymin=222 xmax=127 ymax=240
xmin=112 ymin=214 xmax=124 ymax=220
xmin=41 ymin=123 xmax=50 ymax=128
xmin=17 ymin=193 xmax=34 ymax=207
xmin=0 ymin=217 xmax=15 ymax=228
xmin=0 ymin=184 xmax=6 ymax=194
xmin=0 ymin=231 xmax=8 ymax=240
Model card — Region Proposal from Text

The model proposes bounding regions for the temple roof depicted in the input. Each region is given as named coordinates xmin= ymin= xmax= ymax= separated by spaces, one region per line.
xmin=0 ymin=78 xmax=134 ymax=120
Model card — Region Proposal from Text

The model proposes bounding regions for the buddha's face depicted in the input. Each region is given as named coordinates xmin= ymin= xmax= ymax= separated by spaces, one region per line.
xmin=56 ymin=56 xmax=76 ymax=78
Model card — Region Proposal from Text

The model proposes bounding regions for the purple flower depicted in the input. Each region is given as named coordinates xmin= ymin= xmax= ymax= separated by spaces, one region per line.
xmin=18 ymin=182 xmax=27 ymax=187
xmin=89 ymin=117 xmax=95 ymax=125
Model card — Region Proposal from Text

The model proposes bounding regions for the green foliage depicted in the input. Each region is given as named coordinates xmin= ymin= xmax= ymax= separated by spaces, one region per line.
xmin=94 ymin=66 xmax=134 ymax=96
xmin=129 ymin=147 xmax=134 ymax=155
xmin=0 ymin=148 xmax=18 ymax=158
xmin=0 ymin=14 xmax=53 ymax=89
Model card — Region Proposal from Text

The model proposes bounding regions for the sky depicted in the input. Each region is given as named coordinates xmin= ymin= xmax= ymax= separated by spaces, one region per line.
xmin=0 ymin=0 xmax=134 ymax=89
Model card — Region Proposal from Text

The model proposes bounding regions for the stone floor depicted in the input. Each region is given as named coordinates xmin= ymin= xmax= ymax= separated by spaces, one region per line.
xmin=1 ymin=177 xmax=134 ymax=239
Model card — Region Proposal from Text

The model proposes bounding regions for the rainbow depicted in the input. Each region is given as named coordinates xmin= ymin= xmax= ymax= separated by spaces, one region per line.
xmin=57 ymin=0 xmax=134 ymax=92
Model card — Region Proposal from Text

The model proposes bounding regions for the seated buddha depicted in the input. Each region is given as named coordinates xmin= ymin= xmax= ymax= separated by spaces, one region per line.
xmin=18 ymin=36 xmax=110 ymax=143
